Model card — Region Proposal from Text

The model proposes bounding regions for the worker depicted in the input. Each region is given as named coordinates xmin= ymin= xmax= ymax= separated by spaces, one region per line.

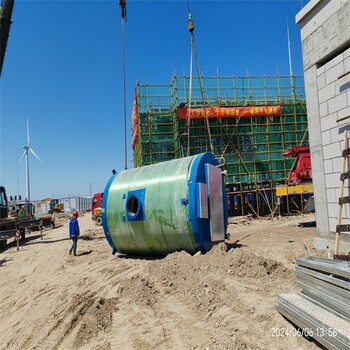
xmin=18 ymin=205 xmax=26 ymax=218
xmin=51 ymin=211 xmax=56 ymax=229
xmin=69 ymin=211 xmax=80 ymax=256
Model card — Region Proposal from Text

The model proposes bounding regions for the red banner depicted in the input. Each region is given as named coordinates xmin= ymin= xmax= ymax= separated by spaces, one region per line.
xmin=178 ymin=105 xmax=281 ymax=119
xmin=131 ymin=93 xmax=139 ymax=149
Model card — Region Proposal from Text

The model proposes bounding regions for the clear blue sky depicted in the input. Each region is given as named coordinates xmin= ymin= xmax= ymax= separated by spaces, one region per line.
xmin=0 ymin=0 xmax=308 ymax=200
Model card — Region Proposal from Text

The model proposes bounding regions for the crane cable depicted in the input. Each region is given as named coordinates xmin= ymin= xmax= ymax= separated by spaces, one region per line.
xmin=185 ymin=2 xmax=272 ymax=212
xmin=186 ymin=1 xmax=214 ymax=155
xmin=187 ymin=32 xmax=193 ymax=156
xmin=185 ymin=2 xmax=255 ymax=162
xmin=120 ymin=0 xmax=128 ymax=170
xmin=186 ymin=1 xmax=193 ymax=156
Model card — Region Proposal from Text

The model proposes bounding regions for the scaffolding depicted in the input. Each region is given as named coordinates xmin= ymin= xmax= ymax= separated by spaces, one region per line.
xmin=132 ymin=74 xmax=310 ymax=216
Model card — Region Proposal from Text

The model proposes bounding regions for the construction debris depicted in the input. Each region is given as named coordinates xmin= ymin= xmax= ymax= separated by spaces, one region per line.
xmin=227 ymin=214 xmax=253 ymax=225
xmin=298 ymin=220 xmax=316 ymax=228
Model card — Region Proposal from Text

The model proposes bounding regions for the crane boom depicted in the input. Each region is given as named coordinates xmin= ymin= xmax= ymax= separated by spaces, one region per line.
xmin=0 ymin=0 xmax=15 ymax=76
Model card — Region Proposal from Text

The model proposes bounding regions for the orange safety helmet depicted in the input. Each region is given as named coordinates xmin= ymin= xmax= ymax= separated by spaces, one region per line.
xmin=73 ymin=211 xmax=79 ymax=217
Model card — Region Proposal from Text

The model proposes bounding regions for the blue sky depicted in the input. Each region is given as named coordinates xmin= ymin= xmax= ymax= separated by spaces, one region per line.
xmin=0 ymin=0 xmax=308 ymax=200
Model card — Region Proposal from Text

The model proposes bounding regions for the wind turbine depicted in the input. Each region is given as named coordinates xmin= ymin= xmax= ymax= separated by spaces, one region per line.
xmin=19 ymin=119 xmax=41 ymax=202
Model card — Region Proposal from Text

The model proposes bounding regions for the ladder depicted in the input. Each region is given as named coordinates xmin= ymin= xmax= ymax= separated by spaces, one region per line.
xmin=335 ymin=130 xmax=350 ymax=255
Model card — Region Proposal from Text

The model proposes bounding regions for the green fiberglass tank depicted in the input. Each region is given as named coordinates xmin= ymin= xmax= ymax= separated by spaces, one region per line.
xmin=102 ymin=153 xmax=228 ymax=255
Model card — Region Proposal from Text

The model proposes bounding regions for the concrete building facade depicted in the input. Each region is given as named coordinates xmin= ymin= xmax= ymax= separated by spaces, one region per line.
xmin=296 ymin=0 xmax=350 ymax=252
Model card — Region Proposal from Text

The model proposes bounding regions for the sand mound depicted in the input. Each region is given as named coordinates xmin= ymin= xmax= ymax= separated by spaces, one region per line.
xmin=0 ymin=213 xmax=324 ymax=349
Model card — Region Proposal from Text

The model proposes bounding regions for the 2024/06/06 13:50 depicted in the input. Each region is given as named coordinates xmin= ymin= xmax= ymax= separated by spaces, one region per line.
xmin=271 ymin=327 xmax=338 ymax=337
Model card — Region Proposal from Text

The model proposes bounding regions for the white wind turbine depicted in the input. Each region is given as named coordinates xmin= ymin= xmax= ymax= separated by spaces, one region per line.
xmin=19 ymin=119 xmax=41 ymax=202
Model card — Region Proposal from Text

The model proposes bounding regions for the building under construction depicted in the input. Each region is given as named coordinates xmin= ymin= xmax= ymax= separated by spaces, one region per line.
xmin=131 ymin=74 xmax=310 ymax=216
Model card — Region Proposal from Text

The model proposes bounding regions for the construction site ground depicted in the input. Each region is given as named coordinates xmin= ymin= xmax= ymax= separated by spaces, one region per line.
xmin=0 ymin=212 xmax=328 ymax=350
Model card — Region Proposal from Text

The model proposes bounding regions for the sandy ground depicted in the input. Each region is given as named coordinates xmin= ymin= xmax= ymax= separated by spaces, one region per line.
xmin=0 ymin=212 xmax=328 ymax=350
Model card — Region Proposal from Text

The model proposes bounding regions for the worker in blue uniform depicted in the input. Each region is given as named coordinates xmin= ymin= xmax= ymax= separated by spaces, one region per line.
xmin=69 ymin=211 xmax=80 ymax=256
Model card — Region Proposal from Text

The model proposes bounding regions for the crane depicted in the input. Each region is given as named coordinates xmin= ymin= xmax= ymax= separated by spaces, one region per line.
xmin=0 ymin=0 xmax=15 ymax=76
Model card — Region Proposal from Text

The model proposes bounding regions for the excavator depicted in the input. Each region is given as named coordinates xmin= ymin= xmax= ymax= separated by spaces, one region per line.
xmin=0 ymin=1 xmax=54 ymax=248
xmin=0 ymin=186 xmax=52 ymax=250
xmin=0 ymin=0 xmax=26 ymax=249
xmin=0 ymin=0 xmax=130 ymax=247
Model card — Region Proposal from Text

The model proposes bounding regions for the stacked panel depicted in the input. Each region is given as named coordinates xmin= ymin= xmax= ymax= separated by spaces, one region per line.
xmin=277 ymin=257 xmax=350 ymax=350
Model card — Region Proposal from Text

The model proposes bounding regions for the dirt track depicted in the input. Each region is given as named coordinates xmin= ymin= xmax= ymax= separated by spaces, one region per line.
xmin=0 ymin=213 xmax=326 ymax=350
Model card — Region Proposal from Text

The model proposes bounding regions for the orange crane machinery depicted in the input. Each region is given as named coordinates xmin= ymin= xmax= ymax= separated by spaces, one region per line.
xmin=283 ymin=146 xmax=312 ymax=186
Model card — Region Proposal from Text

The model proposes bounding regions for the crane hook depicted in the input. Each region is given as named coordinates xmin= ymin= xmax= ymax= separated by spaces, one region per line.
xmin=119 ymin=0 xmax=127 ymax=20
xmin=188 ymin=13 xmax=194 ymax=33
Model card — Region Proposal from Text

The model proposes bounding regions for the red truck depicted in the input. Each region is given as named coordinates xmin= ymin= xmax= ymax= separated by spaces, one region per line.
xmin=92 ymin=192 xmax=103 ymax=211
xmin=91 ymin=192 xmax=103 ymax=225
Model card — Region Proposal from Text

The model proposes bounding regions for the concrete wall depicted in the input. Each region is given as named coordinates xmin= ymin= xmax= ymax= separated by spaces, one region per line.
xmin=296 ymin=0 xmax=350 ymax=252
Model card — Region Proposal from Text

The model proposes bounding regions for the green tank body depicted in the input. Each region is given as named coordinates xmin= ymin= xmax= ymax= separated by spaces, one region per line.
xmin=102 ymin=153 xmax=228 ymax=255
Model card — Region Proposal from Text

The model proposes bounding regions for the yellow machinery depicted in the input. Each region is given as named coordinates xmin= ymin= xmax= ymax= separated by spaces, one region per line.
xmin=53 ymin=203 xmax=64 ymax=212
xmin=36 ymin=198 xmax=63 ymax=213
xmin=36 ymin=197 xmax=52 ymax=206
xmin=92 ymin=207 xmax=102 ymax=225
xmin=276 ymin=182 xmax=313 ymax=197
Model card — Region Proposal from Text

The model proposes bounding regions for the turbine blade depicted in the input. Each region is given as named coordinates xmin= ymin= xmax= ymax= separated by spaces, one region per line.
xmin=29 ymin=147 xmax=41 ymax=161
xmin=27 ymin=118 xmax=30 ymax=146
xmin=19 ymin=150 xmax=26 ymax=163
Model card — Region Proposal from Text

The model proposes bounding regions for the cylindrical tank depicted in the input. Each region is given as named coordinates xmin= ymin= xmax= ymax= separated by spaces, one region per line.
xmin=102 ymin=152 xmax=228 ymax=255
